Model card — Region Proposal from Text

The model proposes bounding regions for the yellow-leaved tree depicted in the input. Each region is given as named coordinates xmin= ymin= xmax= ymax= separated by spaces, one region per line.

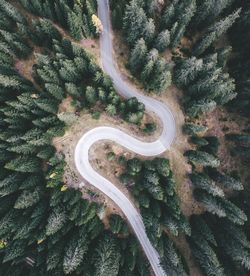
xmin=91 ymin=14 xmax=103 ymax=33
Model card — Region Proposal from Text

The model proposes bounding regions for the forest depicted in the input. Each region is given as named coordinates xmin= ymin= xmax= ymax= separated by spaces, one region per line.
xmin=0 ymin=0 xmax=250 ymax=275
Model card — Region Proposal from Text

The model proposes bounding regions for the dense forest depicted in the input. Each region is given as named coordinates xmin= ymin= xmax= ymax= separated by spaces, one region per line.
xmin=0 ymin=0 xmax=250 ymax=275
xmin=0 ymin=0 xmax=148 ymax=275
xmin=110 ymin=0 xmax=250 ymax=275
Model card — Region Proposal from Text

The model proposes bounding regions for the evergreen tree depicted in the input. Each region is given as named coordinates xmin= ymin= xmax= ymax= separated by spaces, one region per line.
xmin=143 ymin=171 xmax=164 ymax=200
xmin=129 ymin=38 xmax=148 ymax=74
xmin=190 ymin=136 xmax=209 ymax=146
xmin=190 ymin=172 xmax=224 ymax=197
xmin=14 ymin=189 xmax=40 ymax=209
xmin=63 ymin=231 xmax=88 ymax=274
xmin=143 ymin=18 xmax=155 ymax=44
xmin=45 ymin=83 xmax=65 ymax=101
xmin=174 ymin=57 xmax=203 ymax=86
xmin=193 ymin=9 xmax=241 ymax=56
xmin=46 ymin=208 xmax=67 ymax=236
xmin=35 ymin=98 xmax=58 ymax=114
xmin=192 ymin=0 xmax=235 ymax=28
xmin=93 ymin=234 xmax=121 ymax=276
xmin=169 ymin=0 xmax=196 ymax=48
xmin=194 ymin=190 xmax=226 ymax=217
xmin=0 ymin=0 xmax=26 ymax=24
xmin=0 ymin=74 xmax=20 ymax=88
xmin=185 ymin=98 xmax=217 ymax=117
xmin=65 ymin=82 xmax=82 ymax=97
xmin=127 ymin=158 xmax=142 ymax=176
xmin=85 ymin=86 xmax=97 ymax=105
xmin=208 ymin=169 xmax=244 ymax=191
xmin=123 ymin=0 xmax=149 ymax=45
xmin=189 ymin=233 xmax=225 ymax=276
xmin=185 ymin=150 xmax=220 ymax=167
xmin=155 ymin=30 xmax=170 ymax=52
xmin=109 ymin=214 xmax=128 ymax=235
xmin=5 ymin=156 xmax=41 ymax=173
xmin=161 ymin=0 xmax=179 ymax=29
xmin=154 ymin=158 xmax=170 ymax=177
xmin=105 ymin=104 xmax=116 ymax=116
xmin=183 ymin=123 xmax=208 ymax=135
xmin=190 ymin=215 xmax=217 ymax=246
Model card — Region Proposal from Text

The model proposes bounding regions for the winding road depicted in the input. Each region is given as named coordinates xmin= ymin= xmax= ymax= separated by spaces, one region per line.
xmin=74 ymin=0 xmax=176 ymax=275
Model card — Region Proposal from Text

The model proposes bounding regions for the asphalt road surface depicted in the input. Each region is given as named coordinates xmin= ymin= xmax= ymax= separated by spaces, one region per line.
xmin=75 ymin=1 xmax=176 ymax=275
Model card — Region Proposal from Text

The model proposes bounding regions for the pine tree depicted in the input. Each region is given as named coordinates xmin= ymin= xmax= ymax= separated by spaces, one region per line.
xmin=161 ymin=0 xmax=179 ymax=29
xmin=185 ymin=98 xmax=217 ymax=117
xmin=109 ymin=214 xmax=128 ymax=235
xmin=67 ymin=10 xmax=83 ymax=40
xmin=190 ymin=136 xmax=209 ymax=146
xmin=190 ymin=172 xmax=224 ymax=197
xmin=3 ymin=240 xmax=26 ymax=263
xmin=129 ymin=38 xmax=148 ymax=74
xmin=35 ymin=18 xmax=62 ymax=45
xmin=35 ymin=98 xmax=58 ymax=114
xmin=65 ymin=82 xmax=82 ymax=97
xmin=0 ymin=0 xmax=26 ymax=24
xmin=216 ymin=221 xmax=250 ymax=270
xmin=123 ymin=0 xmax=148 ymax=45
xmin=14 ymin=189 xmax=40 ymax=209
xmin=194 ymin=190 xmax=226 ymax=217
xmin=140 ymin=49 xmax=158 ymax=83
xmin=155 ymin=30 xmax=170 ymax=52
xmin=47 ymin=240 xmax=65 ymax=271
xmin=192 ymin=0 xmax=235 ymax=29
xmin=143 ymin=18 xmax=155 ymax=44
xmin=221 ymin=198 xmax=247 ymax=225
xmin=226 ymin=133 xmax=250 ymax=144
xmin=183 ymin=123 xmax=208 ymax=135
xmin=217 ymin=46 xmax=232 ymax=68
xmin=85 ymin=86 xmax=97 ymax=105
xmin=190 ymin=215 xmax=217 ymax=246
xmin=189 ymin=233 xmax=225 ymax=276
xmin=127 ymin=158 xmax=142 ymax=176
xmin=174 ymin=57 xmax=203 ymax=87
xmin=63 ymin=232 xmax=88 ymax=274
xmin=46 ymin=208 xmax=67 ymax=236
xmin=149 ymin=58 xmax=172 ymax=93
xmin=208 ymin=169 xmax=243 ymax=191
xmin=93 ymin=234 xmax=121 ymax=276
xmin=193 ymin=9 xmax=241 ymax=56
xmin=0 ymin=74 xmax=20 ymax=88
xmin=170 ymin=0 xmax=196 ymax=48
xmin=45 ymin=83 xmax=65 ymax=101
xmin=110 ymin=1 xmax=126 ymax=30
xmin=154 ymin=158 xmax=170 ymax=177
xmin=5 ymin=156 xmax=41 ymax=173
xmin=185 ymin=150 xmax=220 ymax=167
xmin=161 ymin=235 xmax=185 ymax=274
xmin=105 ymin=104 xmax=117 ymax=116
